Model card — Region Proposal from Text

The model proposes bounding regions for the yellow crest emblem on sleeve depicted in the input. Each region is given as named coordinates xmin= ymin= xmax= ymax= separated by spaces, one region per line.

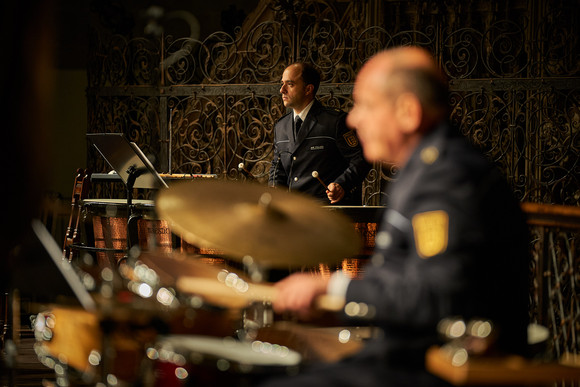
xmin=412 ymin=210 xmax=449 ymax=258
xmin=343 ymin=130 xmax=359 ymax=147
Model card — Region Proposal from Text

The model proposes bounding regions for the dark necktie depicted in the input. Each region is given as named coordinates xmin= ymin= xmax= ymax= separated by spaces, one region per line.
xmin=295 ymin=116 xmax=303 ymax=133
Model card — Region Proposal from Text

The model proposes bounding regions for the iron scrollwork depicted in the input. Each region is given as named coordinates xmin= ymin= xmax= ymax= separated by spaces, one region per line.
xmin=85 ymin=0 xmax=580 ymax=370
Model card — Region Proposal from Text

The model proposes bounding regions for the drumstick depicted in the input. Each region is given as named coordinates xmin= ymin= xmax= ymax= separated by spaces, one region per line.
xmin=311 ymin=171 xmax=328 ymax=190
xmin=176 ymin=277 xmax=345 ymax=312
xmin=251 ymin=283 xmax=345 ymax=311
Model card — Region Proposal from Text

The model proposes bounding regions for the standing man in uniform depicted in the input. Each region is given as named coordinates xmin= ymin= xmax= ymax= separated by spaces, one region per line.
xmin=262 ymin=47 xmax=530 ymax=386
xmin=269 ymin=62 xmax=371 ymax=205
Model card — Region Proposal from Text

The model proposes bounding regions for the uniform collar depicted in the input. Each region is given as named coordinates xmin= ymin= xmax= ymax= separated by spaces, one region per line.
xmin=398 ymin=122 xmax=449 ymax=175
xmin=383 ymin=122 xmax=450 ymax=207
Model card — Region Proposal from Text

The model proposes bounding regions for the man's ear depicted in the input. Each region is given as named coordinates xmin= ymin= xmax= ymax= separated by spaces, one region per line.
xmin=395 ymin=92 xmax=422 ymax=134
xmin=305 ymin=84 xmax=314 ymax=96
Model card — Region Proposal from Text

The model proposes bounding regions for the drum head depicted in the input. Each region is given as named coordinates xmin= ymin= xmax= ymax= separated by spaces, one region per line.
xmin=155 ymin=335 xmax=301 ymax=368
xmin=150 ymin=335 xmax=301 ymax=385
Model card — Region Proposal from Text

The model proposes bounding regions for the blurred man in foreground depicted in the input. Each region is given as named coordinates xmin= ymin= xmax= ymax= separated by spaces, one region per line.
xmin=263 ymin=46 xmax=530 ymax=386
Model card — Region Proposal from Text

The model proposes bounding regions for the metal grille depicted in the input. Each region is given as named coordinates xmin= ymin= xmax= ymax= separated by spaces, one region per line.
xmin=87 ymin=0 xmax=580 ymax=366
xmin=530 ymin=224 xmax=580 ymax=360
xmin=87 ymin=0 xmax=579 ymax=206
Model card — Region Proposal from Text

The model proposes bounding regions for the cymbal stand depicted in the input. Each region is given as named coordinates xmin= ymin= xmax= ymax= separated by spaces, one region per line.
xmin=125 ymin=165 xmax=146 ymax=256
xmin=237 ymin=256 xmax=274 ymax=342
xmin=236 ymin=195 xmax=283 ymax=341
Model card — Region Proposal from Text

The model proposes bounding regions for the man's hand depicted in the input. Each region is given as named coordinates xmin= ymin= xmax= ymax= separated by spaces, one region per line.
xmin=272 ymin=272 xmax=330 ymax=317
xmin=327 ymin=182 xmax=345 ymax=204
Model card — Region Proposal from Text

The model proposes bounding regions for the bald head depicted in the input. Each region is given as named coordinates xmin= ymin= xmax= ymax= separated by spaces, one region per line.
xmin=365 ymin=46 xmax=439 ymax=75
xmin=347 ymin=46 xmax=449 ymax=165
xmin=363 ymin=46 xmax=449 ymax=118
xmin=280 ymin=62 xmax=320 ymax=113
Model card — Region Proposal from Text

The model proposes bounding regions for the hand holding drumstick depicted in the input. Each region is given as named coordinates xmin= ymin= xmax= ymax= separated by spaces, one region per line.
xmin=176 ymin=274 xmax=344 ymax=313
xmin=312 ymin=171 xmax=345 ymax=204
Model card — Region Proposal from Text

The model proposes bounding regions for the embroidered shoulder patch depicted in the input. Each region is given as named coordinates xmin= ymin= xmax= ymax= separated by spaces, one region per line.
xmin=412 ymin=210 xmax=449 ymax=258
xmin=343 ymin=130 xmax=359 ymax=147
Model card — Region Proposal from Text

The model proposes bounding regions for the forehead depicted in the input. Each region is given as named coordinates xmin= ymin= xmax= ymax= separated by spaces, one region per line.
xmin=353 ymin=66 xmax=384 ymax=99
xmin=282 ymin=65 xmax=303 ymax=81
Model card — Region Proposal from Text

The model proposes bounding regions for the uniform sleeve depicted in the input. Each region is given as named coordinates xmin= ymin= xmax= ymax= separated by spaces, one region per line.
xmin=345 ymin=200 xmax=475 ymax=329
xmin=333 ymin=113 xmax=371 ymax=193
xmin=344 ymin=159 xmax=528 ymax=336
xmin=268 ymin=122 xmax=288 ymax=188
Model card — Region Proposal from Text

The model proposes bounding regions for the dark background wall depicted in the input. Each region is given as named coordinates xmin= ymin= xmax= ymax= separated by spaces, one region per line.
xmin=85 ymin=0 xmax=580 ymax=206
xmin=46 ymin=0 xmax=260 ymax=197
xmin=3 ymin=0 xmax=578 ymax=221
xmin=5 ymin=0 xmax=578 ymax=203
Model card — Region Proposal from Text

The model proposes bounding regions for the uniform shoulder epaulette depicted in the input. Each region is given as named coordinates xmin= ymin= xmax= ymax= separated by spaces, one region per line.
xmin=275 ymin=111 xmax=293 ymax=124
xmin=321 ymin=106 xmax=344 ymax=116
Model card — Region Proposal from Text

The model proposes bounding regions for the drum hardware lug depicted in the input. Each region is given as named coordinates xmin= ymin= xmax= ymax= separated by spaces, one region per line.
xmin=239 ymin=301 xmax=274 ymax=342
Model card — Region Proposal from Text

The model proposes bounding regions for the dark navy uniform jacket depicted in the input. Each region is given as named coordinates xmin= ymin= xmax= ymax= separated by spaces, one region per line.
xmin=345 ymin=122 xmax=530 ymax=365
xmin=261 ymin=122 xmax=530 ymax=387
xmin=269 ymin=100 xmax=371 ymax=205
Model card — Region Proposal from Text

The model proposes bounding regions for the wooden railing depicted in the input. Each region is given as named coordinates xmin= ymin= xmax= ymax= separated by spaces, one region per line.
xmin=522 ymin=203 xmax=580 ymax=230
xmin=522 ymin=203 xmax=580 ymax=365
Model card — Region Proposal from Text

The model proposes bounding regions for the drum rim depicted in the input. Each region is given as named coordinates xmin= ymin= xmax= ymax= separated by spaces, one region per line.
xmin=155 ymin=335 xmax=302 ymax=367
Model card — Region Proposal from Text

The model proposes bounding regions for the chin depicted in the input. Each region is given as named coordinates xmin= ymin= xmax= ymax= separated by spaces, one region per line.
xmin=363 ymin=151 xmax=378 ymax=163
xmin=364 ymin=149 xmax=387 ymax=163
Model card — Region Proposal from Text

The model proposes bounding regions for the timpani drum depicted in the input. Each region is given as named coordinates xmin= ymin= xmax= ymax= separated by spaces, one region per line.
xmin=81 ymin=199 xmax=173 ymax=266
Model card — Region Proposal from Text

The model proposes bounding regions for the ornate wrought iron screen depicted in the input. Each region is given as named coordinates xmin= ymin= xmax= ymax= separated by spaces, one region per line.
xmin=526 ymin=203 xmax=580 ymax=362
xmin=87 ymin=0 xmax=580 ymax=370
xmin=87 ymin=0 xmax=579 ymax=206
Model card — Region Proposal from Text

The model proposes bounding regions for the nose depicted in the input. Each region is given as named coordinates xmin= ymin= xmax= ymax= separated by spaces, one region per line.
xmin=280 ymin=84 xmax=286 ymax=94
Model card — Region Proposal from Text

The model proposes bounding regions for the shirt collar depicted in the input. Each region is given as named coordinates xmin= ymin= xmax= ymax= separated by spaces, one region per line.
xmin=293 ymin=99 xmax=315 ymax=122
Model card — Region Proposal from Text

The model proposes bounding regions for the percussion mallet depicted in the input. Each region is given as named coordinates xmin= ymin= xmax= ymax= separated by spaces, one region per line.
xmin=312 ymin=171 xmax=328 ymax=190
xmin=238 ymin=163 xmax=256 ymax=181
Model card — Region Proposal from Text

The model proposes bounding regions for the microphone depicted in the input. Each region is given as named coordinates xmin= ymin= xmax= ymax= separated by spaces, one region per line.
xmin=271 ymin=156 xmax=281 ymax=187
xmin=271 ymin=150 xmax=292 ymax=188
xmin=312 ymin=171 xmax=328 ymax=190
xmin=238 ymin=162 xmax=256 ymax=181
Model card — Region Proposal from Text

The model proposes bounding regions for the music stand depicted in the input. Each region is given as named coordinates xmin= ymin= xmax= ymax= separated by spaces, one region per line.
xmin=87 ymin=133 xmax=168 ymax=251
xmin=31 ymin=219 xmax=97 ymax=312
xmin=87 ymin=133 xmax=168 ymax=191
